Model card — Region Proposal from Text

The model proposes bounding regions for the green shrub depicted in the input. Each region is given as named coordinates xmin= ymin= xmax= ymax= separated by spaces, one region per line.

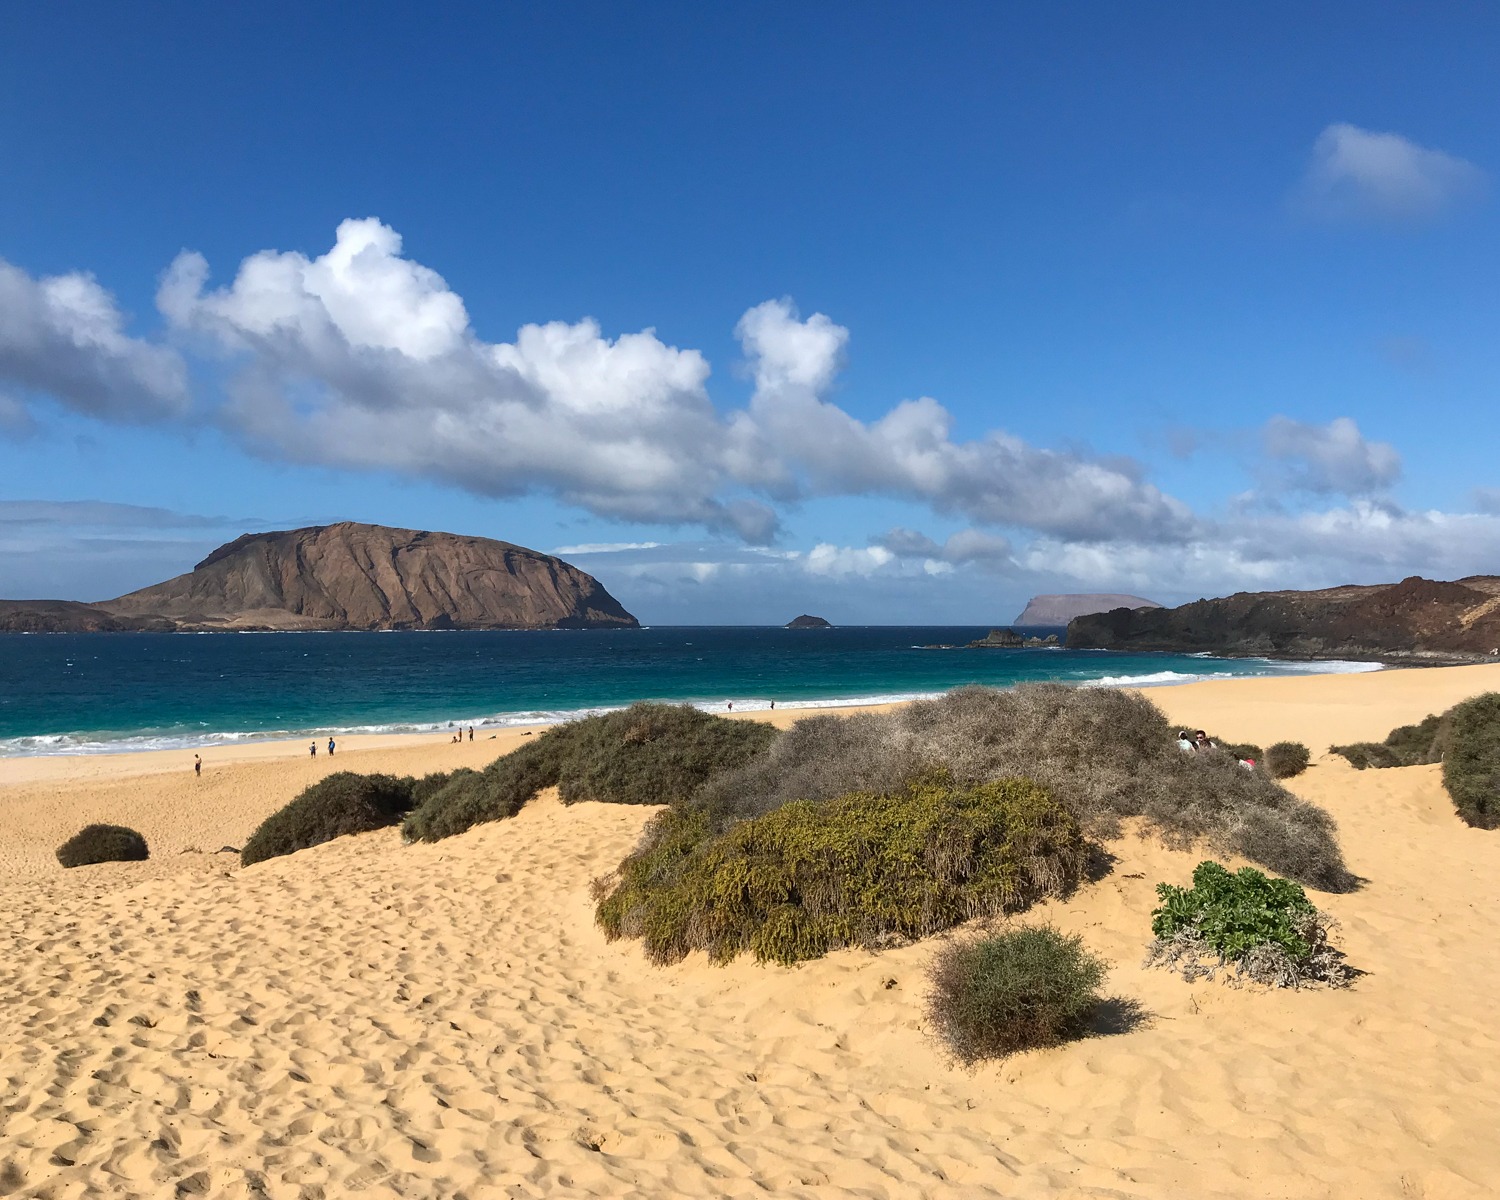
xmin=242 ymin=772 xmax=416 ymax=866
xmin=594 ymin=774 xmax=1089 ymax=966
xmin=404 ymin=704 xmax=775 ymax=842
xmin=697 ymin=685 xmax=1353 ymax=892
xmin=925 ymin=926 xmax=1107 ymax=1064
xmin=1265 ymin=742 xmax=1311 ymax=779
xmin=1331 ymin=712 xmax=1448 ymax=770
xmin=1220 ymin=742 xmax=1264 ymax=764
xmin=1441 ymin=693 xmax=1500 ymax=829
xmin=56 ymin=824 xmax=149 ymax=868
xmin=410 ymin=769 xmax=465 ymax=806
xmin=1145 ymin=860 xmax=1350 ymax=988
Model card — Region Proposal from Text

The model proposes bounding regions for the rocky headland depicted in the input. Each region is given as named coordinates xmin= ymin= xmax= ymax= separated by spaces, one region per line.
xmin=2 ymin=523 xmax=639 ymax=632
xmin=1013 ymin=593 xmax=1161 ymax=625
xmin=1066 ymin=575 xmax=1500 ymax=663
xmin=785 ymin=614 xmax=833 ymax=629
xmin=966 ymin=629 xmax=1061 ymax=649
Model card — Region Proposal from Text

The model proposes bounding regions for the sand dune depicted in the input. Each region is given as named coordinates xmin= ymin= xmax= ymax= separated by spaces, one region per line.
xmin=3 ymin=668 xmax=1499 ymax=1197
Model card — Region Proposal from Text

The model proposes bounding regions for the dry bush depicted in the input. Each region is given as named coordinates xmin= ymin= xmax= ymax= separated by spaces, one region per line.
xmin=700 ymin=685 xmax=1352 ymax=892
xmin=242 ymin=772 xmax=415 ymax=866
xmin=1442 ymin=693 xmax=1500 ymax=828
xmin=594 ymin=775 xmax=1087 ymax=965
xmin=1265 ymin=742 xmax=1311 ymax=778
xmin=403 ymin=703 xmax=775 ymax=843
xmin=925 ymin=926 xmax=1107 ymax=1064
xmin=1331 ymin=712 xmax=1448 ymax=770
xmin=56 ymin=824 xmax=149 ymax=868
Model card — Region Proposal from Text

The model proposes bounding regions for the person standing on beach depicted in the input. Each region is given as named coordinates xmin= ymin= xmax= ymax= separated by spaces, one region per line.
xmin=726 ymin=700 xmax=733 ymax=712
xmin=328 ymin=736 xmax=336 ymax=756
xmin=310 ymin=740 xmax=317 ymax=757
xmin=194 ymin=754 xmax=201 ymax=777
xmin=468 ymin=726 xmax=474 ymax=741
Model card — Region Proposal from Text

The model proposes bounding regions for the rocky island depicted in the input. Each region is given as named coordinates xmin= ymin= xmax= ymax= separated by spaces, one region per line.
xmin=1 ymin=523 xmax=640 ymax=632
xmin=785 ymin=614 xmax=833 ymax=629
xmin=967 ymin=628 xmax=1061 ymax=649
xmin=1065 ymin=575 xmax=1500 ymax=663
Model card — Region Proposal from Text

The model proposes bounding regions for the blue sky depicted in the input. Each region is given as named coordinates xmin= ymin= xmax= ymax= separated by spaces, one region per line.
xmin=3 ymin=3 xmax=1499 ymax=623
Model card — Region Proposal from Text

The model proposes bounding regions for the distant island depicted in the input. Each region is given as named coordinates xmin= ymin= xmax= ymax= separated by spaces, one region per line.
xmin=1013 ymin=593 xmax=1161 ymax=625
xmin=1066 ymin=575 xmax=1500 ymax=663
xmin=0 ymin=522 xmax=640 ymax=633
xmin=786 ymin=614 xmax=833 ymax=629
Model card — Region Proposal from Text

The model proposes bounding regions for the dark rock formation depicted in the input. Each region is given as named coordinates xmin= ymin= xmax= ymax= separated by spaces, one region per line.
xmin=967 ymin=629 xmax=1061 ymax=649
xmin=786 ymin=614 xmax=833 ymax=629
xmin=5 ymin=523 xmax=639 ymax=632
xmin=1014 ymin=593 xmax=1161 ymax=625
xmin=1066 ymin=576 xmax=1500 ymax=662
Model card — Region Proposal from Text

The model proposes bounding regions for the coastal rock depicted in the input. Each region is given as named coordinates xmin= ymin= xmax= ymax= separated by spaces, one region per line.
xmin=1066 ymin=575 xmax=1500 ymax=662
xmin=1013 ymin=593 xmax=1161 ymax=625
xmin=7 ymin=523 xmax=639 ymax=633
xmin=786 ymin=614 xmax=833 ymax=629
xmin=967 ymin=629 xmax=1061 ymax=649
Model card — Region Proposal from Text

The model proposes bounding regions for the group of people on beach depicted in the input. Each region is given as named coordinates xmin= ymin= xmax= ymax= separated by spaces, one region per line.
xmin=1176 ymin=730 xmax=1215 ymax=752
xmin=450 ymin=726 xmax=474 ymax=744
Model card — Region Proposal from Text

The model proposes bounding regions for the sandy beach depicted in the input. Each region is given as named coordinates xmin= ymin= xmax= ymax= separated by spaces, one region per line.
xmin=3 ymin=665 xmax=1499 ymax=1198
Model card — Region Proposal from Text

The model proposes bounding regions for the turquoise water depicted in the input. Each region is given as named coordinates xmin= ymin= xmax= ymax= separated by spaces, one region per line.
xmin=0 ymin=627 xmax=1380 ymax=755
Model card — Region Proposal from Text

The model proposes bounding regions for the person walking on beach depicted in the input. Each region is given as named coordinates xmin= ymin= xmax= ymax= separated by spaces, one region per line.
xmin=310 ymin=740 xmax=317 ymax=757
xmin=328 ymin=736 xmax=336 ymax=756
xmin=194 ymin=754 xmax=201 ymax=777
xmin=468 ymin=726 xmax=474 ymax=741
xmin=726 ymin=700 xmax=733 ymax=712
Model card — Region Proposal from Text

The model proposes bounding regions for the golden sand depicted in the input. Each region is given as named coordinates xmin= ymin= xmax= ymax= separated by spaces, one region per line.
xmin=3 ymin=667 xmax=1499 ymax=1198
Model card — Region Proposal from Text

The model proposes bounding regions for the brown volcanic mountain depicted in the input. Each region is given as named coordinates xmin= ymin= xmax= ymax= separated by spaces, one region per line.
xmin=1066 ymin=575 xmax=1500 ymax=662
xmin=8 ymin=523 xmax=639 ymax=632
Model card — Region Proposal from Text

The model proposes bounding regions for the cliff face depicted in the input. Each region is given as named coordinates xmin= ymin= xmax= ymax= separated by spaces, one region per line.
xmin=3 ymin=523 xmax=639 ymax=633
xmin=1014 ymin=593 xmax=1160 ymax=625
xmin=1066 ymin=576 xmax=1500 ymax=662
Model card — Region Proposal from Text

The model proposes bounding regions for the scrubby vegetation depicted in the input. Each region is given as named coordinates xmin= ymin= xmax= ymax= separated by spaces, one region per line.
xmin=695 ymin=686 xmax=1353 ymax=892
xmin=1331 ymin=712 xmax=1449 ymax=770
xmin=594 ymin=775 xmax=1088 ymax=965
xmin=403 ymin=703 xmax=775 ymax=842
xmin=925 ymin=926 xmax=1107 ymax=1064
xmin=241 ymin=772 xmax=416 ymax=866
xmin=1265 ymin=741 xmax=1311 ymax=779
xmin=56 ymin=824 xmax=149 ymax=868
xmin=1441 ymin=693 xmax=1500 ymax=828
xmin=1145 ymin=861 xmax=1351 ymax=988
xmin=1327 ymin=693 xmax=1499 ymax=827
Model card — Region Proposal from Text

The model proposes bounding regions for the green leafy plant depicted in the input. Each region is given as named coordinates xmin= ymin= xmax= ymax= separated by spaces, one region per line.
xmin=595 ymin=774 xmax=1089 ymax=966
xmin=1145 ymin=860 xmax=1350 ymax=988
xmin=404 ymin=703 xmax=775 ymax=842
xmin=925 ymin=926 xmax=1107 ymax=1064
xmin=242 ymin=772 xmax=416 ymax=866
xmin=1441 ymin=693 xmax=1500 ymax=828
xmin=1265 ymin=742 xmax=1311 ymax=779
xmin=56 ymin=824 xmax=149 ymax=868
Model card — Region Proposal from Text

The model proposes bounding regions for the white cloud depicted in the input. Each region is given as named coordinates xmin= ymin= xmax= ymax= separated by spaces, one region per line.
xmin=0 ymin=258 xmax=188 ymax=421
xmin=805 ymin=542 xmax=896 ymax=577
xmin=160 ymin=219 xmax=777 ymax=542
xmin=549 ymin=541 xmax=664 ymax=556
xmin=876 ymin=525 xmax=1013 ymax=568
xmin=1298 ymin=123 xmax=1485 ymax=222
xmin=1261 ymin=416 xmax=1401 ymax=496
xmin=730 ymin=299 xmax=1195 ymax=542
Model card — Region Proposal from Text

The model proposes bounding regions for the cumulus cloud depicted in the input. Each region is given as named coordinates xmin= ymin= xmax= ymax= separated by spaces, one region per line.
xmin=1261 ymin=416 xmax=1401 ymax=496
xmin=875 ymin=526 xmax=1013 ymax=569
xmin=160 ymin=219 xmax=777 ymax=542
xmin=1297 ymin=123 xmax=1486 ymax=222
xmin=730 ymin=299 xmax=1195 ymax=542
xmin=0 ymin=258 xmax=188 ymax=421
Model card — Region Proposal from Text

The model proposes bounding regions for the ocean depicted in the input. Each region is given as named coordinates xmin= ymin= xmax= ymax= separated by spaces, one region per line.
xmin=0 ymin=627 xmax=1381 ymax=756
